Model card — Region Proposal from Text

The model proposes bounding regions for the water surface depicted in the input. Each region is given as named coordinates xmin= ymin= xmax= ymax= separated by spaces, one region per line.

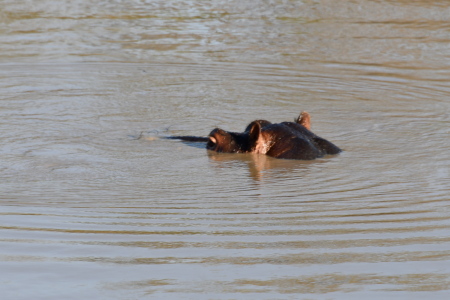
xmin=1 ymin=1 xmax=449 ymax=299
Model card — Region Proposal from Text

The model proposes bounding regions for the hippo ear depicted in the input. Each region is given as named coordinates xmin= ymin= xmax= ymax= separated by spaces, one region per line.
xmin=248 ymin=121 xmax=262 ymax=147
xmin=296 ymin=111 xmax=311 ymax=130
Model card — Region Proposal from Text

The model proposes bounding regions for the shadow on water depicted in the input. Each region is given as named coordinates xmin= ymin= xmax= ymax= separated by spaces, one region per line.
xmin=3 ymin=0 xmax=450 ymax=298
xmin=151 ymin=134 xmax=337 ymax=181
xmin=179 ymin=140 xmax=207 ymax=150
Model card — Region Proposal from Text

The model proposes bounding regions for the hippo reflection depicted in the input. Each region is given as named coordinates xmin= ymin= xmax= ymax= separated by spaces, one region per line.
xmin=169 ymin=112 xmax=341 ymax=160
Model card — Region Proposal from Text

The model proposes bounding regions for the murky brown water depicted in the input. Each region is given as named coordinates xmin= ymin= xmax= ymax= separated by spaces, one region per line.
xmin=1 ymin=1 xmax=450 ymax=299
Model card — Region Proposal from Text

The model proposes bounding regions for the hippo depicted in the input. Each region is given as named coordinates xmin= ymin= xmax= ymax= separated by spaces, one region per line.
xmin=168 ymin=112 xmax=341 ymax=160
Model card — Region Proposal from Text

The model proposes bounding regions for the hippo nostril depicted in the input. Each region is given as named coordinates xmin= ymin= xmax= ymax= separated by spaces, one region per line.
xmin=207 ymin=136 xmax=218 ymax=150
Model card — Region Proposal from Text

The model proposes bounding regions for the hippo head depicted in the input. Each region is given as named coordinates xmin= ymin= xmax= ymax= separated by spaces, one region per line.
xmin=204 ymin=112 xmax=339 ymax=160
xmin=170 ymin=111 xmax=340 ymax=160
xmin=206 ymin=120 xmax=268 ymax=154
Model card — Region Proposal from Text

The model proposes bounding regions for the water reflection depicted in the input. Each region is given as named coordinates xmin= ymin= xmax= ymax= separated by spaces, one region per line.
xmin=207 ymin=151 xmax=320 ymax=182
xmin=2 ymin=0 xmax=450 ymax=299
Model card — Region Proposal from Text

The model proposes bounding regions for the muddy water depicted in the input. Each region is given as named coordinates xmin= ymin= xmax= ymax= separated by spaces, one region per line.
xmin=1 ymin=1 xmax=450 ymax=299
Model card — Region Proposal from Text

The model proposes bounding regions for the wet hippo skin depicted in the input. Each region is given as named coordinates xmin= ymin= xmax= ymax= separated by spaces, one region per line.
xmin=169 ymin=112 xmax=341 ymax=160
xmin=206 ymin=112 xmax=341 ymax=160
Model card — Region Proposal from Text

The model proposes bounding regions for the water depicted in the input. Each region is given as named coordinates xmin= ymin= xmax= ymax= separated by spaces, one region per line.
xmin=1 ymin=1 xmax=449 ymax=299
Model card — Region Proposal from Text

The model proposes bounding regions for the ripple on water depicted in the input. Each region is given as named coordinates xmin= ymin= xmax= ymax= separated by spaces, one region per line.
xmin=1 ymin=0 xmax=450 ymax=298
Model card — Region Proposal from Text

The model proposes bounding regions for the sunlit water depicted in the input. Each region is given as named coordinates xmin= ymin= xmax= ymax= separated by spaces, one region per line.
xmin=1 ymin=1 xmax=449 ymax=299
